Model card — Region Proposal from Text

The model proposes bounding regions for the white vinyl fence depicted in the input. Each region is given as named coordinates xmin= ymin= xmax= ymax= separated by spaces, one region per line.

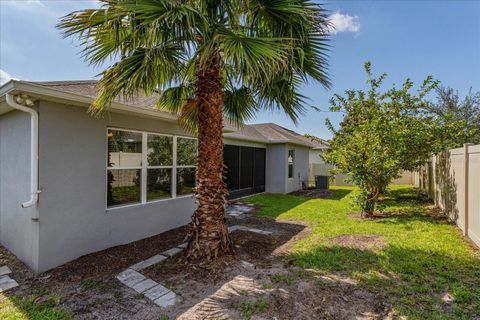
xmin=309 ymin=164 xmax=414 ymax=187
xmin=415 ymin=143 xmax=480 ymax=248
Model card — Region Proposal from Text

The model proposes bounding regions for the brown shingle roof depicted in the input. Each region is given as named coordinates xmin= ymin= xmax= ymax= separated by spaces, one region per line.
xmin=249 ymin=123 xmax=330 ymax=149
xmin=24 ymin=80 xmax=329 ymax=148
xmin=29 ymin=80 xmax=159 ymax=110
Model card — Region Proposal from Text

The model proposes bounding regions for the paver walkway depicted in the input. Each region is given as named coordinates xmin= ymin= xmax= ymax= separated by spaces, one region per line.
xmin=116 ymin=203 xmax=270 ymax=309
xmin=116 ymin=244 xmax=185 ymax=308
xmin=0 ymin=266 xmax=18 ymax=292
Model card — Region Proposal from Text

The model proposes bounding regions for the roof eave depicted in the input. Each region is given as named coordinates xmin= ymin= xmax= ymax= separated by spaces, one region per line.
xmin=0 ymin=80 xmax=239 ymax=133
xmin=0 ymin=80 xmax=181 ymax=122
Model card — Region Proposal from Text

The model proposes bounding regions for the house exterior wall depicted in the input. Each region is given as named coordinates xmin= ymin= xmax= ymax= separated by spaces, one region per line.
xmin=265 ymin=144 xmax=309 ymax=194
xmin=36 ymin=101 xmax=197 ymax=272
xmin=265 ymin=144 xmax=287 ymax=193
xmin=0 ymin=110 xmax=40 ymax=271
xmin=285 ymin=144 xmax=309 ymax=193
xmin=309 ymin=149 xmax=325 ymax=165
xmin=1 ymin=99 xmax=310 ymax=273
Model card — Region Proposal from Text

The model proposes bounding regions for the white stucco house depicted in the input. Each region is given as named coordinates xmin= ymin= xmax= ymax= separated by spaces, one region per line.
xmin=0 ymin=80 xmax=328 ymax=273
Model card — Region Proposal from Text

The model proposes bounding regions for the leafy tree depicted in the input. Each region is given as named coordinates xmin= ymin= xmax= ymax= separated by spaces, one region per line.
xmin=323 ymin=62 xmax=441 ymax=216
xmin=426 ymin=87 xmax=480 ymax=146
xmin=57 ymin=0 xmax=330 ymax=261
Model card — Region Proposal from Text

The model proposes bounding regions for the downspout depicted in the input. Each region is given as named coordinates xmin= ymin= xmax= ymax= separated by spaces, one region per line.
xmin=5 ymin=93 xmax=41 ymax=212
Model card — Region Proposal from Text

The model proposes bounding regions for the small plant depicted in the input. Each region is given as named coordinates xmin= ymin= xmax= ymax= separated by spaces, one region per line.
xmin=237 ymin=298 xmax=269 ymax=320
xmin=159 ymin=315 xmax=169 ymax=320
xmin=135 ymin=293 xmax=145 ymax=299
xmin=238 ymin=289 xmax=249 ymax=296
xmin=35 ymin=287 xmax=51 ymax=296
xmin=80 ymin=279 xmax=104 ymax=292
xmin=112 ymin=290 xmax=123 ymax=299
xmin=261 ymin=283 xmax=274 ymax=290
xmin=452 ymin=286 xmax=473 ymax=304
xmin=269 ymin=274 xmax=295 ymax=285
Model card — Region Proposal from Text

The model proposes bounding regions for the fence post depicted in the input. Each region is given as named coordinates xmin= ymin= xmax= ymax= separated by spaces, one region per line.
xmin=464 ymin=143 xmax=472 ymax=237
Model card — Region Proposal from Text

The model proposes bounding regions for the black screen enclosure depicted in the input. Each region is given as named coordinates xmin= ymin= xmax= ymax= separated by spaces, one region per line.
xmin=223 ymin=145 xmax=266 ymax=199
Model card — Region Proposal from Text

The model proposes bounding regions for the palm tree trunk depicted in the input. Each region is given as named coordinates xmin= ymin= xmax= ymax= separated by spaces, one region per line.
xmin=186 ymin=53 xmax=234 ymax=261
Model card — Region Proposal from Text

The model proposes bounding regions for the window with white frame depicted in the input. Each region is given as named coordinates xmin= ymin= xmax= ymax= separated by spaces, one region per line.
xmin=107 ymin=128 xmax=197 ymax=208
xmin=287 ymin=149 xmax=295 ymax=179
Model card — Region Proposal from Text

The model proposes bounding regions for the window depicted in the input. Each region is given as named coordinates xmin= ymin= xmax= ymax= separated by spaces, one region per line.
xmin=176 ymin=138 xmax=197 ymax=196
xmin=147 ymin=134 xmax=173 ymax=201
xmin=107 ymin=128 xmax=197 ymax=208
xmin=107 ymin=130 xmax=142 ymax=207
xmin=287 ymin=149 xmax=295 ymax=179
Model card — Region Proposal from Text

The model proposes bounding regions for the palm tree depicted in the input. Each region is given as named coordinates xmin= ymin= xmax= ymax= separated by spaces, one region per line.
xmin=58 ymin=0 xmax=330 ymax=262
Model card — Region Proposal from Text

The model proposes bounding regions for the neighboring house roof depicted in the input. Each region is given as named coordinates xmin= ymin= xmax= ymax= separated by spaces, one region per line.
xmin=225 ymin=123 xmax=330 ymax=149
xmin=0 ymin=79 xmax=329 ymax=149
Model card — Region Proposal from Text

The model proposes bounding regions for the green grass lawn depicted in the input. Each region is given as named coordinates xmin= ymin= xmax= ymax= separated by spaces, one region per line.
xmin=246 ymin=186 xmax=480 ymax=319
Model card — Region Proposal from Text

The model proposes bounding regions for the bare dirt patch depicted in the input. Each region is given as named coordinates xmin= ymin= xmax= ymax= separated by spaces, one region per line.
xmin=330 ymin=235 xmax=386 ymax=252
xmin=289 ymin=189 xmax=335 ymax=198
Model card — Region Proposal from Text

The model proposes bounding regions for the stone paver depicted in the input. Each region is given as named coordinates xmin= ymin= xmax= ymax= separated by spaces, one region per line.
xmin=0 ymin=266 xmax=12 ymax=277
xmin=144 ymin=283 xmax=171 ymax=301
xmin=226 ymin=204 xmax=255 ymax=217
xmin=0 ymin=275 xmax=18 ymax=292
xmin=154 ymin=290 xmax=180 ymax=308
xmin=117 ymin=249 xmax=183 ymax=308
xmin=130 ymin=254 xmax=167 ymax=271
xmin=116 ymin=268 xmax=146 ymax=287
xmin=228 ymin=225 xmax=272 ymax=235
xmin=177 ymin=242 xmax=188 ymax=249
xmin=132 ymin=278 xmax=158 ymax=293
xmin=162 ymin=247 xmax=183 ymax=257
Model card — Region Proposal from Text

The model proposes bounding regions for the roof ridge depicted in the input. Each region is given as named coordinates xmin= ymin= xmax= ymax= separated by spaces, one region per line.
xmin=28 ymin=80 xmax=98 ymax=85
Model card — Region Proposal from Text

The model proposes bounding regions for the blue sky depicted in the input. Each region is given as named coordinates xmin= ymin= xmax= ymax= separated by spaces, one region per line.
xmin=1 ymin=0 xmax=479 ymax=139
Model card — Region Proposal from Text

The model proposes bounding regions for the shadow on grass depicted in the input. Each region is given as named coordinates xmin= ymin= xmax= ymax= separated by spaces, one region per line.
xmin=291 ymin=244 xmax=480 ymax=319
xmin=327 ymin=188 xmax=353 ymax=200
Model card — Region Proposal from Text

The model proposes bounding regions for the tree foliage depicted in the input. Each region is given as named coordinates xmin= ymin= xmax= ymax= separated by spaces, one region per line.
xmin=426 ymin=87 xmax=480 ymax=146
xmin=57 ymin=0 xmax=331 ymax=261
xmin=323 ymin=62 xmax=442 ymax=215
xmin=57 ymin=0 xmax=331 ymax=125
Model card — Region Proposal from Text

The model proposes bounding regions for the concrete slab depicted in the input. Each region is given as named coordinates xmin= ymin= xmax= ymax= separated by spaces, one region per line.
xmin=132 ymin=278 xmax=158 ymax=293
xmin=130 ymin=254 xmax=167 ymax=271
xmin=116 ymin=269 xmax=146 ymax=287
xmin=0 ymin=276 xmax=18 ymax=292
xmin=162 ymin=247 xmax=183 ymax=257
xmin=144 ymin=283 xmax=171 ymax=301
xmin=0 ymin=266 xmax=12 ymax=277
xmin=154 ymin=290 xmax=180 ymax=308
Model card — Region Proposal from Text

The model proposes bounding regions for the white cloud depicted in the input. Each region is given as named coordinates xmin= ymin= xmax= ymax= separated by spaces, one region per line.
xmin=0 ymin=70 xmax=16 ymax=85
xmin=3 ymin=0 xmax=45 ymax=8
xmin=328 ymin=11 xmax=361 ymax=35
